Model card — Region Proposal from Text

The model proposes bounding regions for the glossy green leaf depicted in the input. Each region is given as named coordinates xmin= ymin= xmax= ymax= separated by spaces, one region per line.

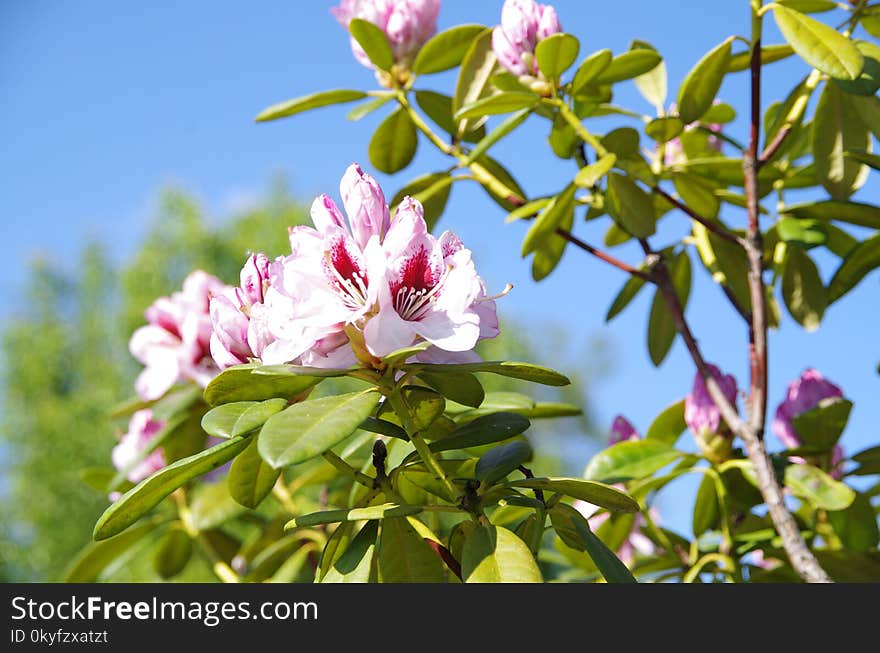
xmin=605 ymin=272 xmax=648 ymax=322
xmin=782 ymin=246 xmax=827 ymax=331
xmin=835 ymin=41 xmax=880 ymax=96
xmin=188 ymin=481 xmax=244 ymax=531
xmin=476 ymin=440 xmax=533 ymax=485
xmin=645 ymin=399 xmax=687 ymax=446
xmin=413 ymin=24 xmax=487 ymax=74
xmin=403 ymin=360 xmax=570 ymax=386
xmin=813 ymin=83 xmax=871 ymax=200
xmin=646 ymin=117 xmax=684 ymax=143
xmin=349 ymin=18 xmax=393 ymax=71
xmin=535 ymin=33 xmax=580 ymax=79
xmin=201 ymin=398 xmax=287 ymax=439
xmin=453 ymin=28 xmax=497 ymax=135
xmin=464 ymin=107 xmax=531 ymax=165
xmin=692 ymin=474 xmax=720 ymax=537
xmin=258 ymin=391 xmax=380 ymax=469
xmin=153 ymin=527 xmax=193 ymax=579
xmin=595 ymin=49 xmax=662 ymax=84
xmin=418 ymin=371 xmax=485 ymax=409
xmin=647 ymin=251 xmax=691 ymax=366
xmin=571 ymin=48 xmax=613 ymax=95
xmin=472 ymin=153 xmax=527 ymax=211
xmin=378 ymin=517 xmax=447 ymax=582
xmin=584 ymin=439 xmax=682 ymax=483
xmin=828 ymin=492 xmax=880 ymax=552
xmin=255 ymin=89 xmax=367 ymax=122
xmin=322 ymin=520 xmax=379 ymax=583
xmin=672 ymin=172 xmax=720 ymax=219
xmin=94 ymin=437 xmax=251 ymax=540
xmin=631 ymin=40 xmax=667 ymax=111
xmin=571 ymin=515 xmax=637 ymax=583
xmin=791 ymin=398 xmax=852 ymax=451
xmin=288 ymin=504 xmax=422 ymax=529
xmin=359 ymin=416 xmax=409 ymax=441
xmin=677 ymin=38 xmax=732 ymax=124
xmin=824 ymin=224 xmax=859 ymax=259
xmin=505 ymin=477 xmax=639 ymax=513
xmin=774 ymin=5 xmax=864 ymax=80
xmin=430 ymin=412 xmax=530 ymax=452
xmin=204 ymin=364 xmax=322 ymax=406
xmin=65 ymin=519 xmax=161 ymax=581
xmin=701 ymin=102 xmax=737 ymax=123
xmin=399 ymin=386 xmax=446 ymax=431
xmin=391 ymin=173 xmax=454 ymax=231
xmin=777 ymin=217 xmax=828 ymax=248
xmin=829 ymin=233 xmax=880 ymax=303
xmin=785 ymin=463 xmax=855 ymax=511
xmin=782 ymin=200 xmax=880 ymax=230
xmin=369 ymin=107 xmax=418 ymax=174
xmin=845 ymin=150 xmax=880 ymax=171
xmin=574 ymin=153 xmax=617 ymax=188
xmin=606 ymin=173 xmax=655 ymax=238
xmin=506 ymin=197 xmax=551 ymax=223
xmin=227 ymin=436 xmax=280 ymax=509
xmin=601 ymin=127 xmax=641 ymax=158
xmin=778 ymin=0 xmax=837 ymax=12
xmin=522 ymin=184 xmax=576 ymax=256
xmin=462 ymin=524 xmax=542 ymax=583
xmin=346 ymin=94 xmax=393 ymax=121
xmin=454 ymin=92 xmax=539 ymax=121
xmin=414 ymin=90 xmax=485 ymax=143
xmin=728 ymin=44 xmax=794 ymax=72
xmin=531 ymin=203 xmax=572 ymax=282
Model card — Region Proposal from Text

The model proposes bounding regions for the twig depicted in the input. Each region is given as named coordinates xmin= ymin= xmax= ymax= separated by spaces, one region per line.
xmin=555 ymin=228 xmax=652 ymax=281
xmin=651 ymin=185 xmax=744 ymax=247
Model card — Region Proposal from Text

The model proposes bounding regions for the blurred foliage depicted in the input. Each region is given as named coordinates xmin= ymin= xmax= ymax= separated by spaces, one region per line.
xmin=0 ymin=181 xmax=599 ymax=581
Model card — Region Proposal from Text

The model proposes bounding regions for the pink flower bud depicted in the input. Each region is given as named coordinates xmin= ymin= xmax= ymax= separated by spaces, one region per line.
xmin=685 ymin=364 xmax=738 ymax=437
xmin=112 ymin=409 xmax=166 ymax=483
xmin=609 ymin=415 xmax=640 ymax=445
xmin=340 ymin=163 xmax=391 ymax=249
xmin=493 ymin=0 xmax=562 ymax=77
xmin=332 ymin=0 xmax=440 ymax=70
xmin=240 ymin=252 xmax=271 ymax=305
xmin=772 ymin=368 xmax=844 ymax=449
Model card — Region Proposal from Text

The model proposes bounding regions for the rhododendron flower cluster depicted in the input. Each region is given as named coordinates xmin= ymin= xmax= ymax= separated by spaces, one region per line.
xmin=492 ymin=0 xmax=561 ymax=78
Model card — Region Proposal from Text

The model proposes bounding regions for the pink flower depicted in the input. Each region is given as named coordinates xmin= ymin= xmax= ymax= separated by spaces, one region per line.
xmin=262 ymin=163 xmax=499 ymax=367
xmin=112 ymin=410 xmax=166 ymax=483
xmin=609 ymin=415 xmax=639 ymax=445
xmin=492 ymin=0 xmax=561 ymax=76
xmin=685 ymin=364 xmax=738 ymax=438
xmin=772 ymin=368 xmax=844 ymax=449
xmin=210 ymin=253 xmax=277 ymax=370
xmin=332 ymin=0 xmax=441 ymax=69
xmin=129 ymin=270 xmax=225 ymax=400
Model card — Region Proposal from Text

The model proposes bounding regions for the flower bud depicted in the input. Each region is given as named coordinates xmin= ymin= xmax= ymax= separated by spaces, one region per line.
xmin=609 ymin=415 xmax=639 ymax=445
xmin=772 ymin=368 xmax=843 ymax=449
xmin=340 ymin=162 xmax=391 ymax=249
xmin=112 ymin=409 xmax=166 ymax=483
xmin=492 ymin=0 xmax=562 ymax=77
xmin=240 ymin=252 xmax=271 ymax=306
xmin=685 ymin=364 xmax=738 ymax=462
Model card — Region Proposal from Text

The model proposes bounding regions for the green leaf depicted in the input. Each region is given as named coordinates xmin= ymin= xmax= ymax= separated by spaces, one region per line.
xmin=535 ymin=33 xmax=580 ymax=79
xmin=571 ymin=48 xmax=613 ymax=95
xmin=606 ymin=273 xmax=648 ymax=322
xmin=418 ymin=371 xmax=485 ymax=408
xmin=692 ymin=473 xmax=720 ymax=537
xmin=258 ymin=391 xmax=380 ymax=469
xmin=204 ymin=364 xmax=323 ymax=407
xmin=506 ymin=197 xmax=552 ymax=223
xmin=454 ymin=92 xmax=539 ymax=121
xmin=778 ymin=0 xmax=837 ymax=12
xmin=378 ymin=517 xmax=447 ymax=582
xmin=403 ymin=360 xmax=570 ymax=386
xmin=672 ymin=172 xmax=720 ymax=219
xmin=777 ymin=217 xmax=828 ymax=248
xmin=647 ymin=251 xmax=691 ymax=366
xmin=188 ymin=481 xmax=244 ymax=531
xmin=359 ymin=416 xmax=409 ymax=441
xmin=813 ymin=83 xmax=871 ymax=200
xmin=782 ymin=246 xmax=827 ymax=331
xmin=824 ymin=224 xmax=859 ymax=259
xmin=521 ymin=184 xmax=576 ymax=256
xmin=594 ymin=49 xmax=662 ymax=84
xmin=94 ymin=437 xmax=251 ymax=540
xmin=782 ymin=200 xmax=880 ymax=230
xmin=349 ymin=18 xmax=394 ymax=71
xmin=531 ymin=206 xmax=572 ymax=282
xmin=453 ymin=28 xmax=497 ymax=136
xmin=677 ymin=38 xmax=732 ymax=124
xmin=645 ymin=399 xmax=687 ymax=446
xmin=791 ymin=398 xmax=852 ymax=451
xmin=646 ymin=117 xmax=684 ymax=143
xmin=472 ymin=153 xmax=527 ymax=211
xmin=849 ymin=94 xmax=880 ymax=140
xmin=846 ymin=150 xmax=880 ymax=171
xmin=701 ymin=102 xmax=737 ymax=124
xmin=227 ymin=436 xmax=280 ymax=509
xmin=828 ymin=492 xmax=880 ymax=552
xmin=287 ymin=504 xmax=423 ymax=529
xmin=462 ymin=524 xmax=542 ymax=582
xmin=390 ymin=173 xmax=454 ymax=231
xmin=255 ymin=89 xmax=368 ymax=122
xmin=606 ymin=173 xmax=655 ymax=238
xmin=774 ymin=5 xmax=864 ymax=80
xmin=835 ymin=41 xmax=880 ymax=96
xmin=728 ymin=44 xmax=794 ymax=72
xmin=201 ymin=398 xmax=287 ymax=439
xmin=785 ymin=463 xmax=855 ymax=511
xmin=430 ymin=412 xmax=530 ymax=453
xmin=65 ymin=519 xmax=161 ymax=581
xmin=475 ymin=440 xmax=533 ymax=485
xmin=631 ymin=40 xmax=667 ymax=112
xmin=346 ymin=94 xmax=393 ymax=121
xmin=322 ymin=520 xmax=379 ymax=583
xmin=414 ymin=90 xmax=485 ymax=143
xmin=828 ymin=233 xmax=880 ymax=303
xmin=413 ymin=24 xmax=487 ymax=75
xmin=505 ymin=477 xmax=639 ymax=513
xmin=369 ymin=107 xmax=418 ymax=174
xmin=399 ymin=386 xmax=446 ymax=431
xmin=601 ymin=127 xmax=641 ymax=158
xmin=464 ymin=107 xmax=532 ymax=165
xmin=575 ymin=153 xmax=617 ymax=188
xmin=153 ymin=527 xmax=193 ymax=579
xmin=584 ymin=439 xmax=682 ymax=483
xmin=571 ymin=515 xmax=637 ymax=583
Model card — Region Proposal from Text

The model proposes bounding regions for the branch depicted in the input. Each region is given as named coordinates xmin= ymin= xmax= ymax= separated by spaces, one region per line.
xmin=556 ymin=228 xmax=652 ymax=281
xmin=651 ymin=185 xmax=744 ymax=247
xmin=757 ymin=124 xmax=791 ymax=167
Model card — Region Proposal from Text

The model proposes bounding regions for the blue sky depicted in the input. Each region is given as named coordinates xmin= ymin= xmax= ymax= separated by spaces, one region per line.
xmin=2 ymin=1 xmax=878 ymax=530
